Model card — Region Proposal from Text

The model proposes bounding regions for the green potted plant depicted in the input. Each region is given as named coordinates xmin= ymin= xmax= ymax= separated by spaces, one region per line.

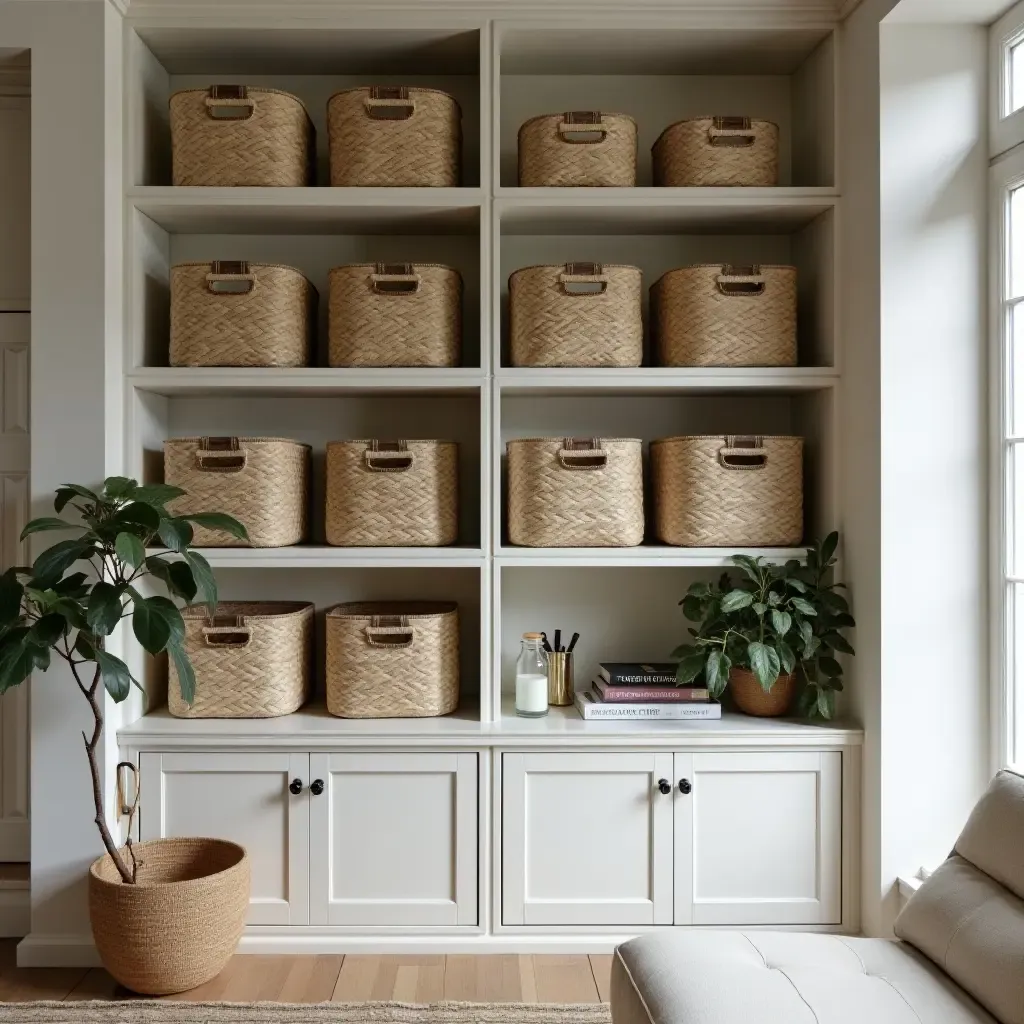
xmin=674 ymin=532 xmax=855 ymax=719
xmin=0 ymin=477 xmax=250 ymax=994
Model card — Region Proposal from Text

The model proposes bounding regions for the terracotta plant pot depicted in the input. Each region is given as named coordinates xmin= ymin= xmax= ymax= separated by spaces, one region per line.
xmin=89 ymin=837 xmax=249 ymax=995
xmin=729 ymin=666 xmax=796 ymax=717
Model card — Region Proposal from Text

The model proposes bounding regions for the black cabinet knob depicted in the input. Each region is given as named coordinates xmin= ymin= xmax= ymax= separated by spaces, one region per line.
xmin=310 ymin=779 xmax=325 ymax=796
xmin=658 ymin=778 xmax=671 ymax=795
xmin=679 ymin=778 xmax=692 ymax=795
xmin=289 ymin=779 xmax=303 ymax=795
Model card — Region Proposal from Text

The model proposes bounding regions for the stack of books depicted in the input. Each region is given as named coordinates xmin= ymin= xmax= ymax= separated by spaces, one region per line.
xmin=574 ymin=662 xmax=722 ymax=720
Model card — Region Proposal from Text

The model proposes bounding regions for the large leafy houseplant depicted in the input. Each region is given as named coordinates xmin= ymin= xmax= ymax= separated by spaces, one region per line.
xmin=673 ymin=532 xmax=855 ymax=719
xmin=0 ymin=477 xmax=246 ymax=883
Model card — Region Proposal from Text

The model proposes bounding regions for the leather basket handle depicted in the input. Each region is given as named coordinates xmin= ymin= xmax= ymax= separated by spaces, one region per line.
xmin=205 ymin=85 xmax=256 ymax=121
xmin=557 ymin=438 xmax=608 ymax=470
xmin=708 ymin=116 xmax=757 ymax=148
xmin=364 ymin=440 xmax=414 ymax=473
xmin=365 ymin=86 xmax=415 ymax=120
xmin=365 ymin=615 xmax=414 ymax=648
xmin=371 ymin=264 xmax=421 ymax=295
xmin=558 ymin=262 xmax=608 ymax=296
xmin=195 ymin=437 xmax=247 ymax=473
xmin=716 ymin=265 xmax=766 ymax=297
xmin=206 ymin=261 xmax=256 ymax=295
xmin=558 ymin=111 xmax=608 ymax=144
xmin=718 ymin=436 xmax=768 ymax=470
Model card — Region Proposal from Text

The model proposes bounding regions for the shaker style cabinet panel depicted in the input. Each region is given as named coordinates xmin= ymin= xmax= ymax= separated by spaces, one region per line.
xmin=139 ymin=752 xmax=310 ymax=926
xmin=501 ymin=752 xmax=675 ymax=926
xmin=674 ymin=751 xmax=842 ymax=925
xmin=308 ymin=752 xmax=478 ymax=927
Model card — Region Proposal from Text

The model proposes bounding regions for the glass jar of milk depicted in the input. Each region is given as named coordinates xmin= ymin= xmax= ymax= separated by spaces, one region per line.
xmin=515 ymin=633 xmax=548 ymax=718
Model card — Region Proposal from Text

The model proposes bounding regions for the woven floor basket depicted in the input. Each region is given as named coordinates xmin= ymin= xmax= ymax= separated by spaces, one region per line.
xmin=168 ymin=602 xmax=314 ymax=718
xmin=510 ymin=263 xmax=643 ymax=367
xmin=518 ymin=112 xmax=637 ymax=187
xmin=328 ymin=263 xmax=461 ymax=367
xmin=653 ymin=116 xmax=779 ymax=187
xmin=325 ymin=440 xmax=458 ymax=546
xmin=89 ymin=838 xmax=249 ymax=995
xmin=327 ymin=87 xmax=461 ymax=187
xmin=652 ymin=264 xmax=797 ymax=367
xmin=326 ymin=601 xmax=459 ymax=718
xmin=651 ymin=435 xmax=803 ymax=547
xmin=165 ymin=437 xmax=310 ymax=548
xmin=730 ymin=667 xmax=796 ymax=717
xmin=170 ymin=86 xmax=314 ymax=187
xmin=170 ymin=261 xmax=316 ymax=368
xmin=507 ymin=438 xmax=644 ymax=547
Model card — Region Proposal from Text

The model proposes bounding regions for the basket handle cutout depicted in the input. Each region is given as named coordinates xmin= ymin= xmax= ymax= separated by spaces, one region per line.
xmin=371 ymin=264 xmax=421 ymax=295
xmin=716 ymin=266 xmax=766 ymax=296
xmin=365 ymin=615 xmax=415 ymax=648
xmin=558 ymin=438 xmax=607 ymax=470
xmin=559 ymin=263 xmax=608 ymax=296
xmin=559 ymin=112 xmax=608 ymax=144
xmin=207 ymin=261 xmax=256 ymax=295
xmin=202 ymin=620 xmax=253 ymax=647
xmin=205 ymin=85 xmax=256 ymax=121
xmin=708 ymin=116 xmax=757 ymax=148
xmin=365 ymin=87 xmax=415 ymax=120
xmin=719 ymin=436 xmax=768 ymax=470
xmin=364 ymin=440 xmax=414 ymax=473
xmin=195 ymin=437 xmax=248 ymax=473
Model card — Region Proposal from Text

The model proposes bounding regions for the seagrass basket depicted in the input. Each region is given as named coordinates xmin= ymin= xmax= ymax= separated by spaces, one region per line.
xmin=328 ymin=263 xmax=461 ymax=367
xmin=509 ymin=263 xmax=642 ymax=367
xmin=89 ymin=838 xmax=249 ymax=995
xmin=729 ymin=667 xmax=797 ymax=717
xmin=326 ymin=601 xmax=459 ymax=718
xmin=165 ymin=437 xmax=310 ymax=548
xmin=170 ymin=261 xmax=317 ymax=368
xmin=325 ymin=440 xmax=458 ymax=547
xmin=651 ymin=435 xmax=803 ymax=547
xmin=327 ymin=87 xmax=461 ymax=187
xmin=168 ymin=602 xmax=314 ymax=719
xmin=507 ymin=438 xmax=644 ymax=547
xmin=652 ymin=264 xmax=797 ymax=367
xmin=170 ymin=86 xmax=314 ymax=187
xmin=653 ymin=116 xmax=779 ymax=187
xmin=518 ymin=112 xmax=637 ymax=187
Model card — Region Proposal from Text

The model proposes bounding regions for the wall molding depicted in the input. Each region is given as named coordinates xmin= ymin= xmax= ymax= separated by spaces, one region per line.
xmin=16 ymin=933 xmax=102 ymax=968
xmin=0 ymin=889 xmax=29 ymax=940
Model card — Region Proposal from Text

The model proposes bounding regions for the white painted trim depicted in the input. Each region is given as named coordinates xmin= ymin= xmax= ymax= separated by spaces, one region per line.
xmin=17 ymin=934 xmax=103 ymax=969
xmin=0 ymin=819 xmax=28 ymax=862
xmin=0 ymin=889 xmax=29 ymax=939
xmin=991 ymin=0 xmax=1024 ymax=157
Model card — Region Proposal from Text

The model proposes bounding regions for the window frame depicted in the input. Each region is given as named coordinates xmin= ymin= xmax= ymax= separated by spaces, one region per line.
xmin=991 ymin=0 xmax=1024 ymax=158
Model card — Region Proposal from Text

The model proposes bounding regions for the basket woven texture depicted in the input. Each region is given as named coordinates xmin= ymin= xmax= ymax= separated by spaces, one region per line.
xmin=653 ymin=116 xmax=779 ymax=187
xmin=89 ymin=838 xmax=249 ymax=995
xmin=729 ymin=667 xmax=796 ymax=717
xmin=327 ymin=87 xmax=461 ymax=187
xmin=170 ymin=262 xmax=316 ymax=368
xmin=170 ymin=87 xmax=314 ymax=187
xmin=326 ymin=601 xmax=459 ymax=718
xmin=507 ymin=438 xmax=644 ymax=547
xmin=168 ymin=602 xmax=314 ymax=719
xmin=510 ymin=264 xmax=643 ymax=368
xmin=652 ymin=264 xmax=797 ymax=367
xmin=328 ymin=263 xmax=462 ymax=367
xmin=518 ymin=112 xmax=638 ymax=187
xmin=165 ymin=437 xmax=310 ymax=548
xmin=652 ymin=435 xmax=803 ymax=547
xmin=325 ymin=440 xmax=458 ymax=547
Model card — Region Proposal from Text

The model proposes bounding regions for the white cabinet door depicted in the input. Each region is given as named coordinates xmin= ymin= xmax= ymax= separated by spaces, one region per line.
xmin=309 ymin=752 xmax=477 ymax=927
xmin=502 ymin=752 xmax=674 ymax=927
xmin=674 ymin=751 xmax=842 ymax=925
xmin=140 ymin=752 xmax=309 ymax=926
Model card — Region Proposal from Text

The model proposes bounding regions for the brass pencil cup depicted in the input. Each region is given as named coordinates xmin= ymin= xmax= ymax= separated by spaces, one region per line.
xmin=546 ymin=652 xmax=574 ymax=706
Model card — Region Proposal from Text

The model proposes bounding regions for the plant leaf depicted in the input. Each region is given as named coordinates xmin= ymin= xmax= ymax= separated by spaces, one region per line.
xmin=752 ymin=602 xmax=767 ymax=616
xmin=32 ymin=539 xmax=92 ymax=584
xmin=820 ymin=531 xmax=839 ymax=565
xmin=27 ymin=613 xmax=66 ymax=648
xmin=74 ymin=632 xmax=97 ymax=661
xmin=96 ymin=650 xmax=132 ymax=703
xmin=53 ymin=572 xmax=89 ymax=599
xmin=730 ymin=554 xmax=762 ymax=582
xmin=168 ymin=642 xmax=195 ymax=706
xmin=816 ymin=687 xmax=836 ymax=720
xmin=185 ymin=551 xmax=217 ymax=612
xmin=790 ymin=597 xmax=817 ymax=616
xmin=786 ymin=577 xmax=808 ymax=594
xmin=820 ymin=590 xmax=849 ymax=613
xmin=822 ymin=631 xmax=855 ymax=655
xmin=676 ymin=652 xmax=706 ymax=684
xmin=771 ymin=609 xmax=792 ymax=636
xmin=747 ymin=641 xmax=781 ymax=691
xmin=158 ymin=517 xmax=193 ymax=553
xmin=86 ymin=581 xmax=124 ymax=636
xmin=175 ymin=512 xmax=248 ymax=542
xmin=0 ymin=571 xmax=23 ymax=626
xmin=720 ymin=590 xmax=754 ymax=613
xmin=705 ymin=649 xmax=727 ymax=695
xmin=102 ymin=477 xmax=137 ymax=500
xmin=114 ymin=532 xmax=146 ymax=571
xmin=778 ymin=639 xmax=796 ymax=674
xmin=133 ymin=484 xmax=185 ymax=507
xmin=819 ymin=655 xmax=844 ymax=678
xmin=132 ymin=595 xmax=184 ymax=655
xmin=110 ymin=502 xmax=161 ymax=537
xmin=0 ymin=632 xmax=35 ymax=693
xmin=20 ymin=517 xmax=78 ymax=540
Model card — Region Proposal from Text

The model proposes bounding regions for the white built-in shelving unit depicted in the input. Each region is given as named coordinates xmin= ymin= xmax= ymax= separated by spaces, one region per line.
xmin=115 ymin=15 xmax=862 ymax=950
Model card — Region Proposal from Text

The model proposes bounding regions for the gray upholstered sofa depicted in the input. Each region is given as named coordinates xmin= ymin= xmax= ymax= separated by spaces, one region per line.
xmin=611 ymin=769 xmax=1024 ymax=1024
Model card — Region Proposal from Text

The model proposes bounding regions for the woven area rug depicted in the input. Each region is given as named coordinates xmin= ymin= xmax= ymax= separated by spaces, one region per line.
xmin=0 ymin=1001 xmax=612 ymax=1023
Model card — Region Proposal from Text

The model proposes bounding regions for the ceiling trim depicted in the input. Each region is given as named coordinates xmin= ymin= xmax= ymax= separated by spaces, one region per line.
xmin=837 ymin=0 xmax=866 ymax=16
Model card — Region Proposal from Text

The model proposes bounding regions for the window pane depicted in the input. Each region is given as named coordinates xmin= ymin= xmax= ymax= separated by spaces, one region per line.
xmin=1013 ymin=40 xmax=1024 ymax=115
xmin=1011 ymin=443 xmax=1024 ymax=576
xmin=1013 ymin=584 xmax=1024 ymax=767
xmin=1011 ymin=186 xmax=1024 ymax=298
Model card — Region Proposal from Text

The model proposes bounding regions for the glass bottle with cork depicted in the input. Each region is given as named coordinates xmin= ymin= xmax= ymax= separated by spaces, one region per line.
xmin=515 ymin=632 xmax=548 ymax=718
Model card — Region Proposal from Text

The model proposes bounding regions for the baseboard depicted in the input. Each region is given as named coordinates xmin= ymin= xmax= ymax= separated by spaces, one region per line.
xmin=17 ymin=933 xmax=102 ymax=968
xmin=0 ymin=889 xmax=29 ymax=938
xmin=238 ymin=932 xmax=630 ymax=955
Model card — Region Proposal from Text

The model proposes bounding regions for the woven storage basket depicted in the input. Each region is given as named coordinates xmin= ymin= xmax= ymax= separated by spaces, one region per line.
xmin=170 ymin=261 xmax=316 ymax=368
xmin=518 ymin=112 xmax=637 ymax=187
xmin=168 ymin=602 xmax=314 ymax=719
xmin=89 ymin=838 xmax=249 ymax=995
xmin=328 ymin=263 xmax=461 ymax=367
xmin=165 ymin=437 xmax=310 ymax=548
xmin=653 ymin=116 xmax=779 ymax=187
xmin=507 ymin=438 xmax=644 ymax=547
xmin=170 ymin=86 xmax=314 ymax=187
xmin=510 ymin=263 xmax=642 ymax=368
xmin=652 ymin=264 xmax=797 ymax=367
xmin=651 ymin=435 xmax=803 ymax=547
xmin=729 ymin=667 xmax=796 ymax=717
xmin=326 ymin=601 xmax=459 ymax=718
xmin=327 ymin=87 xmax=461 ymax=187
xmin=325 ymin=440 xmax=458 ymax=546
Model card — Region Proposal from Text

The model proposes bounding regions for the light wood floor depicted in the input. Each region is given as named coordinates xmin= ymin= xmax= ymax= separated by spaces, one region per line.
xmin=0 ymin=941 xmax=613 ymax=1004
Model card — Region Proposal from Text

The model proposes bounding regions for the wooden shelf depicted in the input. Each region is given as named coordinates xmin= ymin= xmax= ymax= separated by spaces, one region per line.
xmin=495 ymin=546 xmax=807 ymax=567
xmin=128 ymin=187 xmax=482 ymax=234
xmin=172 ymin=547 xmax=486 ymax=569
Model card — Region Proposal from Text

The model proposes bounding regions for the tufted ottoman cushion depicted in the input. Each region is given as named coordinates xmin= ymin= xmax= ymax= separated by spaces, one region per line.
xmin=611 ymin=931 xmax=997 ymax=1024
